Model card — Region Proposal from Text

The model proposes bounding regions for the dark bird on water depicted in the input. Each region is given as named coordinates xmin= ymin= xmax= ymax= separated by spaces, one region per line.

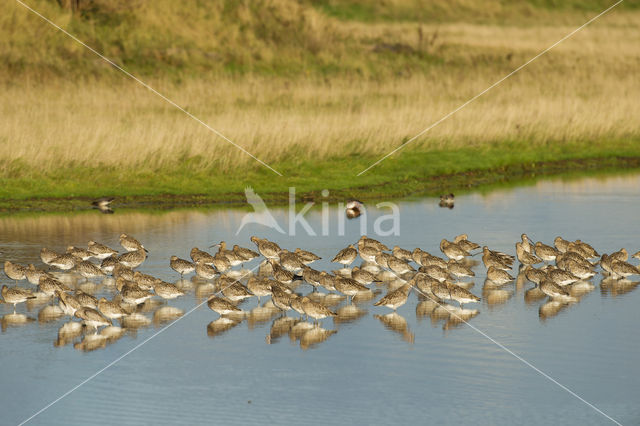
xmin=439 ymin=193 xmax=454 ymax=209
xmin=346 ymin=199 xmax=364 ymax=219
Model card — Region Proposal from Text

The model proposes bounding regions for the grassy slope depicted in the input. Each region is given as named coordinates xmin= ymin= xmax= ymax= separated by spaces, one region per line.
xmin=1 ymin=0 xmax=639 ymax=205
xmin=4 ymin=0 xmax=636 ymax=79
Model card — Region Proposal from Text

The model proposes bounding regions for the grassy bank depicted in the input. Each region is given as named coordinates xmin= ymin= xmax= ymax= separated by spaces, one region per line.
xmin=2 ymin=149 xmax=640 ymax=213
xmin=1 ymin=1 xmax=639 ymax=206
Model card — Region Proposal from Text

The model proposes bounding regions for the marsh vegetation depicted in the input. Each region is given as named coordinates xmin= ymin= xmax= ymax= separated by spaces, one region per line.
xmin=1 ymin=0 xmax=638 ymax=200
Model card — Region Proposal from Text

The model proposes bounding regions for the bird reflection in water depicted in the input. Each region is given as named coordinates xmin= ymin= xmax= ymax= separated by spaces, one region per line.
xmin=75 ymin=334 xmax=108 ymax=352
xmin=121 ymin=313 xmax=151 ymax=337
xmin=442 ymin=307 xmax=480 ymax=332
xmin=482 ymin=286 xmax=514 ymax=307
xmin=1 ymin=313 xmax=35 ymax=332
xmin=207 ymin=317 xmax=242 ymax=339
xmin=333 ymin=303 xmax=367 ymax=326
xmin=515 ymin=267 xmax=529 ymax=294
xmin=266 ymin=316 xmax=297 ymax=344
xmin=415 ymin=297 xmax=479 ymax=333
xmin=195 ymin=282 xmax=218 ymax=300
xmin=26 ymin=293 xmax=51 ymax=311
xmin=247 ymin=301 xmax=280 ymax=330
xmin=77 ymin=280 xmax=102 ymax=296
xmin=264 ymin=315 xmax=337 ymax=350
xmin=351 ymin=289 xmax=378 ymax=304
xmin=101 ymin=326 xmax=125 ymax=344
xmin=38 ymin=305 xmax=65 ymax=323
xmin=135 ymin=298 xmax=164 ymax=314
xmin=375 ymin=312 xmax=414 ymax=344
xmin=524 ymin=286 xmax=547 ymax=304
xmin=600 ymin=277 xmax=639 ymax=297
xmin=539 ymin=300 xmax=570 ymax=322
xmin=92 ymin=197 xmax=115 ymax=214
xmin=73 ymin=325 xmax=125 ymax=352
xmin=306 ymin=292 xmax=345 ymax=308
xmin=568 ymin=281 xmax=595 ymax=298
xmin=175 ymin=278 xmax=195 ymax=292
xmin=415 ymin=299 xmax=439 ymax=322
xmin=299 ymin=326 xmax=337 ymax=350
xmin=153 ymin=306 xmax=184 ymax=326
xmin=288 ymin=321 xmax=315 ymax=342
xmin=55 ymin=321 xmax=84 ymax=347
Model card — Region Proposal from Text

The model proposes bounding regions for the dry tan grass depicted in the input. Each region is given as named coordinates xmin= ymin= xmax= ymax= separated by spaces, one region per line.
xmin=1 ymin=13 xmax=638 ymax=172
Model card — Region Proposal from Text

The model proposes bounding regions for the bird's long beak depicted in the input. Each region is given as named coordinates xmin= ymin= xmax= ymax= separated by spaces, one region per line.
xmin=208 ymin=243 xmax=221 ymax=249
xmin=144 ymin=248 xmax=149 ymax=253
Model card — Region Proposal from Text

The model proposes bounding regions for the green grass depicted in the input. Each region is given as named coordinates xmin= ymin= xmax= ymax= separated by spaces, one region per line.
xmin=308 ymin=0 xmax=638 ymax=23
xmin=1 ymin=138 xmax=639 ymax=212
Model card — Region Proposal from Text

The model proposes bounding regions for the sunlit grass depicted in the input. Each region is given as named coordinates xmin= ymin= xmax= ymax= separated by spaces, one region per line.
xmin=1 ymin=140 xmax=639 ymax=205
xmin=0 ymin=1 xmax=638 ymax=200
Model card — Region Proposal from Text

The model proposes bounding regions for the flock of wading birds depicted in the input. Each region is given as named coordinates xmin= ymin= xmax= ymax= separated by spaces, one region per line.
xmin=1 ymin=233 xmax=640 ymax=350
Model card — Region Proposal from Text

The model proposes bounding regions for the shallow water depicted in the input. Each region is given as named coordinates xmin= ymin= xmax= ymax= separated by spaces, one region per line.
xmin=1 ymin=174 xmax=640 ymax=425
